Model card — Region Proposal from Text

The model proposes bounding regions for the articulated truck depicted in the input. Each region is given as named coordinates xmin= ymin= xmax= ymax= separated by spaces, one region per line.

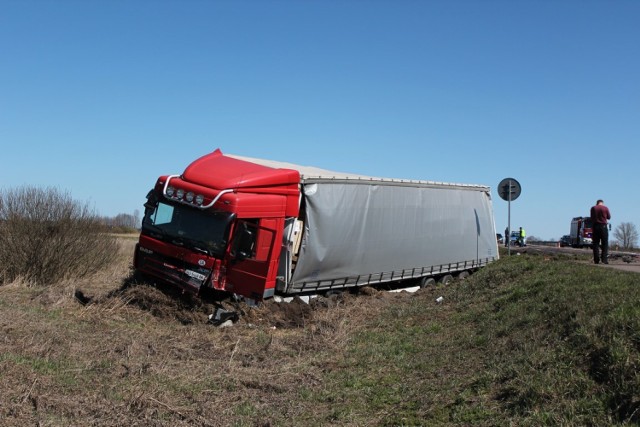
xmin=134 ymin=149 xmax=499 ymax=301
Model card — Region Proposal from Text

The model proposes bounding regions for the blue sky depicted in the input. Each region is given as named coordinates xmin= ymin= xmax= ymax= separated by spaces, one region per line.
xmin=1 ymin=0 xmax=638 ymax=240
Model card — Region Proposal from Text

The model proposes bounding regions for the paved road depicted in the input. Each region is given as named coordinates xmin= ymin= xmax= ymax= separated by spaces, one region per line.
xmin=506 ymin=244 xmax=640 ymax=274
xmin=594 ymin=262 xmax=640 ymax=273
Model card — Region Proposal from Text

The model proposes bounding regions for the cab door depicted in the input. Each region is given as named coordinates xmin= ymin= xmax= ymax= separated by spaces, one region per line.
xmin=225 ymin=219 xmax=279 ymax=300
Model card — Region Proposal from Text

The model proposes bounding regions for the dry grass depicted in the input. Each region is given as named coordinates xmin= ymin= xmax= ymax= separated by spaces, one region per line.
xmin=1 ymin=240 xmax=639 ymax=426
xmin=0 ymin=238 xmax=418 ymax=426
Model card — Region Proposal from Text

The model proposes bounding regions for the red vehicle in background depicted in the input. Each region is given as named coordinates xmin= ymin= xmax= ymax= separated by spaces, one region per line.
xmin=569 ymin=216 xmax=593 ymax=248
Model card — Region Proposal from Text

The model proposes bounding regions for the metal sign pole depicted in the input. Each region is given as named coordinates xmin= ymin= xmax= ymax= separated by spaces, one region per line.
xmin=508 ymin=179 xmax=512 ymax=256
xmin=497 ymin=177 xmax=521 ymax=257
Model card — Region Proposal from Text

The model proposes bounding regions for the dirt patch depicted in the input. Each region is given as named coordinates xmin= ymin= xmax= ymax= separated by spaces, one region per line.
xmin=242 ymin=297 xmax=313 ymax=328
xmin=74 ymin=279 xmax=415 ymax=331
xmin=78 ymin=281 xmax=218 ymax=325
xmin=77 ymin=282 xmax=318 ymax=329
xmin=119 ymin=284 xmax=210 ymax=325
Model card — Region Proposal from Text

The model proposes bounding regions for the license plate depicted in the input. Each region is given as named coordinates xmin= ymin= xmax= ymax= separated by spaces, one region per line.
xmin=185 ymin=269 xmax=206 ymax=282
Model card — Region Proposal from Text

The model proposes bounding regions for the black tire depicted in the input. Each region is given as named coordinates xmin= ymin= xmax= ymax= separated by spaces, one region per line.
xmin=420 ymin=277 xmax=436 ymax=288
xmin=439 ymin=274 xmax=454 ymax=285
xmin=457 ymin=271 xmax=470 ymax=280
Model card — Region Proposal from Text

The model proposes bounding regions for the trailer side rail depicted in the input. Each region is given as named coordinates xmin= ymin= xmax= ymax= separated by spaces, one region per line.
xmin=284 ymin=256 xmax=497 ymax=294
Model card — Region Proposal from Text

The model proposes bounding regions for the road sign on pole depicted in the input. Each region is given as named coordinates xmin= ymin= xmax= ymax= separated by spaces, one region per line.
xmin=498 ymin=178 xmax=521 ymax=256
xmin=498 ymin=178 xmax=521 ymax=202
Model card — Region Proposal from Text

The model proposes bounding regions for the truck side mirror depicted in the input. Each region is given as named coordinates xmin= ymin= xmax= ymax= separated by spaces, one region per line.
xmin=143 ymin=190 xmax=158 ymax=211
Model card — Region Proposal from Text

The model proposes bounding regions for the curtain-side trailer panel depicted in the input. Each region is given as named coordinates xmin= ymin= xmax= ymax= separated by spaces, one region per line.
xmin=283 ymin=179 xmax=498 ymax=293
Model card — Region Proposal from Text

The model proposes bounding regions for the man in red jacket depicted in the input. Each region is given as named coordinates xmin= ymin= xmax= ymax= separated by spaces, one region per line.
xmin=590 ymin=199 xmax=611 ymax=264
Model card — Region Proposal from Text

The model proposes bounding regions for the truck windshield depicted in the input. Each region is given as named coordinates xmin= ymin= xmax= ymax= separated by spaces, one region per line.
xmin=141 ymin=201 xmax=234 ymax=257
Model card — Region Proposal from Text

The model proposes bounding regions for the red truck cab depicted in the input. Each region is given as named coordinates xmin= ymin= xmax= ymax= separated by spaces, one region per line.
xmin=134 ymin=149 xmax=300 ymax=300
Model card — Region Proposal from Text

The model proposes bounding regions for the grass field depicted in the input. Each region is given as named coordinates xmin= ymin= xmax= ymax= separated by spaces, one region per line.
xmin=1 ymin=240 xmax=639 ymax=426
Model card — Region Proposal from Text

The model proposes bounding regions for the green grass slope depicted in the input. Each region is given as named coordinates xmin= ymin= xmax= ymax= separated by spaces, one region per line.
xmin=329 ymin=253 xmax=640 ymax=426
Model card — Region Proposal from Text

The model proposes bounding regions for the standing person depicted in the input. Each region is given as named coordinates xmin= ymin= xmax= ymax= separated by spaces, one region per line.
xmin=504 ymin=227 xmax=509 ymax=247
xmin=590 ymin=199 xmax=611 ymax=264
xmin=518 ymin=227 xmax=526 ymax=247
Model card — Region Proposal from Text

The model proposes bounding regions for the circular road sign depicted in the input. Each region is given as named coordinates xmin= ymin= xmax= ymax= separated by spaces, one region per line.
xmin=498 ymin=178 xmax=521 ymax=201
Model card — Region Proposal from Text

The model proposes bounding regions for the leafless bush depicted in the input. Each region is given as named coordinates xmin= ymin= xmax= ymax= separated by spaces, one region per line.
xmin=0 ymin=186 xmax=118 ymax=286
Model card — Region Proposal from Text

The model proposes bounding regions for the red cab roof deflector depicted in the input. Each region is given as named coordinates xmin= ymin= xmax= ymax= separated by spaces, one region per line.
xmin=182 ymin=149 xmax=300 ymax=190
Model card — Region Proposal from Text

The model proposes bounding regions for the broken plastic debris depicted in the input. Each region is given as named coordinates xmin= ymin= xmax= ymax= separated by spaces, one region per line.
xmin=208 ymin=307 xmax=239 ymax=326
xmin=388 ymin=286 xmax=420 ymax=293
xmin=436 ymin=296 xmax=444 ymax=303
xmin=273 ymin=295 xmax=318 ymax=304
xmin=232 ymin=294 xmax=258 ymax=307
xmin=218 ymin=320 xmax=234 ymax=328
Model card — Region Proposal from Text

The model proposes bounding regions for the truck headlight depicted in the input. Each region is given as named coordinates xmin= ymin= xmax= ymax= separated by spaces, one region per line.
xmin=176 ymin=189 xmax=184 ymax=199
xmin=166 ymin=186 xmax=175 ymax=197
xmin=195 ymin=194 xmax=204 ymax=205
xmin=186 ymin=192 xmax=194 ymax=202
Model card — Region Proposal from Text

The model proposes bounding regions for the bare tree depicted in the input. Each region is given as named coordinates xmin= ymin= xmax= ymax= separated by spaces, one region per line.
xmin=113 ymin=213 xmax=136 ymax=229
xmin=613 ymin=222 xmax=639 ymax=250
xmin=133 ymin=209 xmax=141 ymax=229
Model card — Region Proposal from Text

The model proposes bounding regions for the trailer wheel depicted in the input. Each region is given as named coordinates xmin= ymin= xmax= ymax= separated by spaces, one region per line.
xmin=439 ymin=274 xmax=453 ymax=285
xmin=457 ymin=271 xmax=470 ymax=280
xmin=420 ymin=277 xmax=436 ymax=288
